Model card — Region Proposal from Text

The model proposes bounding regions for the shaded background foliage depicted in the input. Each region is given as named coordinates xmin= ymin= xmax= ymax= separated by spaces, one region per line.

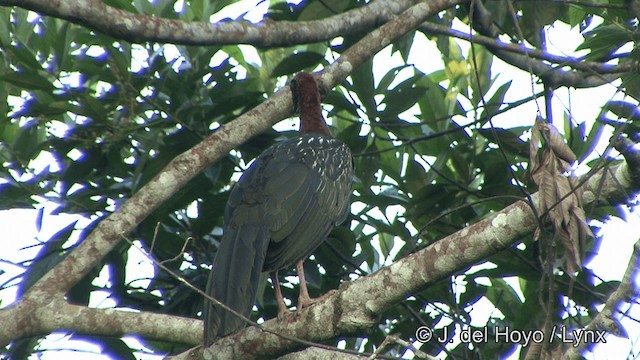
xmin=1 ymin=0 xmax=639 ymax=358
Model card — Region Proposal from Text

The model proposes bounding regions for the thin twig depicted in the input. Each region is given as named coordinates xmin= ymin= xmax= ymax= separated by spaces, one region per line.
xmin=563 ymin=238 xmax=640 ymax=359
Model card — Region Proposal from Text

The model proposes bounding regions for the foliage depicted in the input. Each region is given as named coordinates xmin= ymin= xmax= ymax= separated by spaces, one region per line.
xmin=1 ymin=0 xmax=639 ymax=358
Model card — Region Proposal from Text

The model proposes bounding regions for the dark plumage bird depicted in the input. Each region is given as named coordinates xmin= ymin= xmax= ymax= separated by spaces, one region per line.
xmin=203 ymin=72 xmax=353 ymax=346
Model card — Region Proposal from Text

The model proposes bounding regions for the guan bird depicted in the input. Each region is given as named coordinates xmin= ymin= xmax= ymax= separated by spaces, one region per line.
xmin=203 ymin=72 xmax=354 ymax=346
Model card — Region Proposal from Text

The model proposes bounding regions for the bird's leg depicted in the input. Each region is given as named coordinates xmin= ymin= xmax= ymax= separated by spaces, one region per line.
xmin=270 ymin=271 xmax=288 ymax=320
xmin=296 ymin=260 xmax=313 ymax=309
xmin=296 ymin=260 xmax=337 ymax=310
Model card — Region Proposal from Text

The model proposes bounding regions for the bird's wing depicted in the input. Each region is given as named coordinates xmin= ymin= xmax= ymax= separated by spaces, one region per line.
xmin=260 ymin=135 xmax=353 ymax=271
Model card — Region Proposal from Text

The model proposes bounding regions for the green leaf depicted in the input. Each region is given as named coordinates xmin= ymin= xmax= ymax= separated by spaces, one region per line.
xmin=380 ymin=76 xmax=427 ymax=120
xmin=567 ymin=4 xmax=587 ymax=28
xmin=349 ymin=58 xmax=377 ymax=121
xmin=8 ymin=42 xmax=43 ymax=70
xmin=577 ymin=24 xmax=634 ymax=61
xmin=18 ymin=221 xmax=77 ymax=297
xmin=0 ymin=71 xmax=54 ymax=91
xmin=298 ymin=0 xmax=350 ymax=21
xmin=485 ymin=278 xmax=522 ymax=320
xmin=479 ymin=80 xmax=511 ymax=122
xmin=392 ymin=31 xmax=415 ymax=63
xmin=103 ymin=0 xmax=138 ymax=12
xmin=271 ymin=51 xmax=325 ymax=78
xmin=0 ymin=120 xmax=20 ymax=143
xmin=477 ymin=127 xmax=529 ymax=157
xmin=11 ymin=120 xmax=46 ymax=163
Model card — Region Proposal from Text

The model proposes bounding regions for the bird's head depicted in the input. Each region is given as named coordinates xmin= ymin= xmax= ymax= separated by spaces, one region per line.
xmin=291 ymin=72 xmax=331 ymax=136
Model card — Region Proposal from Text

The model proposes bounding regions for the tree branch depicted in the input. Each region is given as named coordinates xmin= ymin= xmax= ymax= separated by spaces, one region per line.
xmin=560 ymin=136 xmax=640 ymax=358
xmin=277 ymin=347 xmax=364 ymax=360
xmin=2 ymin=0 xmax=420 ymax=47
xmin=1 ymin=297 xmax=199 ymax=344
xmin=470 ymin=0 xmax=635 ymax=88
xmin=166 ymin=142 xmax=639 ymax=359
xmin=563 ymin=238 xmax=640 ymax=359
xmin=418 ymin=22 xmax=637 ymax=75
xmin=0 ymin=0 xmax=465 ymax=350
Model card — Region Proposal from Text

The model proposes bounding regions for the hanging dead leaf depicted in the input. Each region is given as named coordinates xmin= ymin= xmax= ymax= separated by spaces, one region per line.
xmin=529 ymin=119 xmax=593 ymax=277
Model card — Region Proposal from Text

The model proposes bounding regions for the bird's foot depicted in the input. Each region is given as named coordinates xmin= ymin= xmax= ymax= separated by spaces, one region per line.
xmin=298 ymin=289 xmax=337 ymax=311
xmin=276 ymin=303 xmax=291 ymax=321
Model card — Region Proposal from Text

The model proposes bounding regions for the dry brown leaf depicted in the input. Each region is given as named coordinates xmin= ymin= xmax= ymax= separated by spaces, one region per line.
xmin=541 ymin=121 xmax=577 ymax=165
xmin=529 ymin=119 xmax=592 ymax=277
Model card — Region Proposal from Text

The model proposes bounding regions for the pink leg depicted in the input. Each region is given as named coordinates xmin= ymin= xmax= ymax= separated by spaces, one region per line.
xmin=296 ymin=260 xmax=314 ymax=309
xmin=270 ymin=271 xmax=288 ymax=320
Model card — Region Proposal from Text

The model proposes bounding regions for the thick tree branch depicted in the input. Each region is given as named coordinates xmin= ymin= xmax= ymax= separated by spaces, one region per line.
xmin=0 ymin=0 xmax=464 ymax=349
xmin=166 ymin=144 xmax=639 ymax=359
xmin=277 ymin=348 xmax=364 ymax=360
xmin=0 ymin=297 xmax=199 ymax=344
xmin=2 ymin=0 xmax=421 ymax=47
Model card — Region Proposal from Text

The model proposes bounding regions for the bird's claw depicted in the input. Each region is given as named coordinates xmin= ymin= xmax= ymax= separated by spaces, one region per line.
xmin=276 ymin=305 xmax=291 ymax=321
xmin=298 ymin=289 xmax=337 ymax=311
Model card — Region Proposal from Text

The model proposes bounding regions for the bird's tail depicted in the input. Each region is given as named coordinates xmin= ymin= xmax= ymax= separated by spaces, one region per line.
xmin=203 ymin=224 xmax=270 ymax=346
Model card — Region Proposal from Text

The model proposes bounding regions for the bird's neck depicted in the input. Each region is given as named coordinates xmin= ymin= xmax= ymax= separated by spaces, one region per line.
xmin=300 ymin=113 xmax=331 ymax=137
xmin=297 ymin=89 xmax=331 ymax=137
